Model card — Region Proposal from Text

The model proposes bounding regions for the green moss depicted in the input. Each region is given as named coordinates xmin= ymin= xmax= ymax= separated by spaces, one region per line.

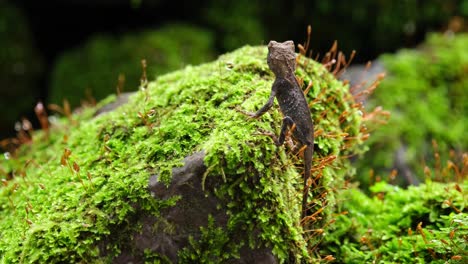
xmin=357 ymin=33 xmax=468 ymax=186
xmin=49 ymin=24 xmax=215 ymax=108
xmin=0 ymin=45 xmax=365 ymax=262
xmin=322 ymin=179 xmax=467 ymax=263
xmin=178 ymin=215 xmax=239 ymax=262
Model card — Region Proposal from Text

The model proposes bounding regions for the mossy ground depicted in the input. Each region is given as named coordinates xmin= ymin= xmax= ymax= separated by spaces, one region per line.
xmin=0 ymin=45 xmax=365 ymax=262
xmin=322 ymin=179 xmax=467 ymax=263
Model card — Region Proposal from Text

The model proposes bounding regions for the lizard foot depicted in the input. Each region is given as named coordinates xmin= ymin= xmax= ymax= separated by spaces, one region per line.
xmin=234 ymin=107 xmax=258 ymax=119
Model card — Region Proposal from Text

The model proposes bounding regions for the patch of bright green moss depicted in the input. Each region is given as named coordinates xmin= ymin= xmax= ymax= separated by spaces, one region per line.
xmin=322 ymin=179 xmax=467 ymax=263
xmin=0 ymin=45 xmax=365 ymax=262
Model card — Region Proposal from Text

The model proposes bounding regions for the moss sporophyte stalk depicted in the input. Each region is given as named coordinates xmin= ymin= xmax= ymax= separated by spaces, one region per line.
xmin=1 ymin=44 xmax=371 ymax=262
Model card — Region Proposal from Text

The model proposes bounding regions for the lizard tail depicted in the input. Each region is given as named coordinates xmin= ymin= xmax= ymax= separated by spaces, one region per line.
xmin=301 ymin=145 xmax=313 ymax=220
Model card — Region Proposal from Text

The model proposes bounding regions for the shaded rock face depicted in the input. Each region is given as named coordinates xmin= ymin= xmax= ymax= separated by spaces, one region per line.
xmin=111 ymin=151 xmax=277 ymax=263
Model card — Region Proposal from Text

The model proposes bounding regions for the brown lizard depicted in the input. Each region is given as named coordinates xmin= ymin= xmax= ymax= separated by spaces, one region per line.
xmin=244 ymin=40 xmax=314 ymax=220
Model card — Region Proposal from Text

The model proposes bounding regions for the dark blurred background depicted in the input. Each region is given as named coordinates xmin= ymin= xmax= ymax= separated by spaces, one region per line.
xmin=1 ymin=0 xmax=466 ymax=139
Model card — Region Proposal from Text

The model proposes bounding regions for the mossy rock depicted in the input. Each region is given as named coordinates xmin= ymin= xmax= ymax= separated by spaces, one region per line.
xmin=0 ymin=2 xmax=43 ymax=137
xmin=356 ymin=33 xmax=468 ymax=186
xmin=0 ymin=45 xmax=365 ymax=262
xmin=49 ymin=24 xmax=215 ymax=108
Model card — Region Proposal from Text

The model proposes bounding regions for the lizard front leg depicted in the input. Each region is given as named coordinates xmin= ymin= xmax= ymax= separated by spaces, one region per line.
xmin=236 ymin=90 xmax=277 ymax=118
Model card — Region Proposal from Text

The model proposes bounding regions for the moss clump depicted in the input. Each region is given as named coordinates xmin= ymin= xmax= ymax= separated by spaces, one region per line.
xmin=49 ymin=24 xmax=215 ymax=108
xmin=356 ymin=33 xmax=468 ymax=186
xmin=322 ymin=179 xmax=467 ymax=263
xmin=0 ymin=45 xmax=365 ymax=262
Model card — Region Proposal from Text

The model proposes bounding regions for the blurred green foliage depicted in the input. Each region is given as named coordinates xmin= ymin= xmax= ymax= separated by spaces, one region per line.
xmin=310 ymin=0 xmax=466 ymax=52
xmin=49 ymin=24 xmax=215 ymax=107
xmin=261 ymin=0 xmax=466 ymax=59
xmin=132 ymin=0 xmax=465 ymax=57
xmin=203 ymin=0 xmax=265 ymax=51
xmin=0 ymin=2 xmax=43 ymax=135
xmin=356 ymin=33 xmax=468 ymax=186
xmin=322 ymin=179 xmax=467 ymax=263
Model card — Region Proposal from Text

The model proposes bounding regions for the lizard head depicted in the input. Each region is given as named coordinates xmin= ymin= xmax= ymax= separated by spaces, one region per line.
xmin=267 ymin=40 xmax=296 ymax=78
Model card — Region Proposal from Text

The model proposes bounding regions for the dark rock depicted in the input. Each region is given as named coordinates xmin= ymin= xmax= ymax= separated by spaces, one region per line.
xmin=230 ymin=246 xmax=278 ymax=264
xmin=94 ymin=92 xmax=133 ymax=117
xmin=394 ymin=145 xmax=420 ymax=186
xmin=111 ymin=150 xmax=277 ymax=263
